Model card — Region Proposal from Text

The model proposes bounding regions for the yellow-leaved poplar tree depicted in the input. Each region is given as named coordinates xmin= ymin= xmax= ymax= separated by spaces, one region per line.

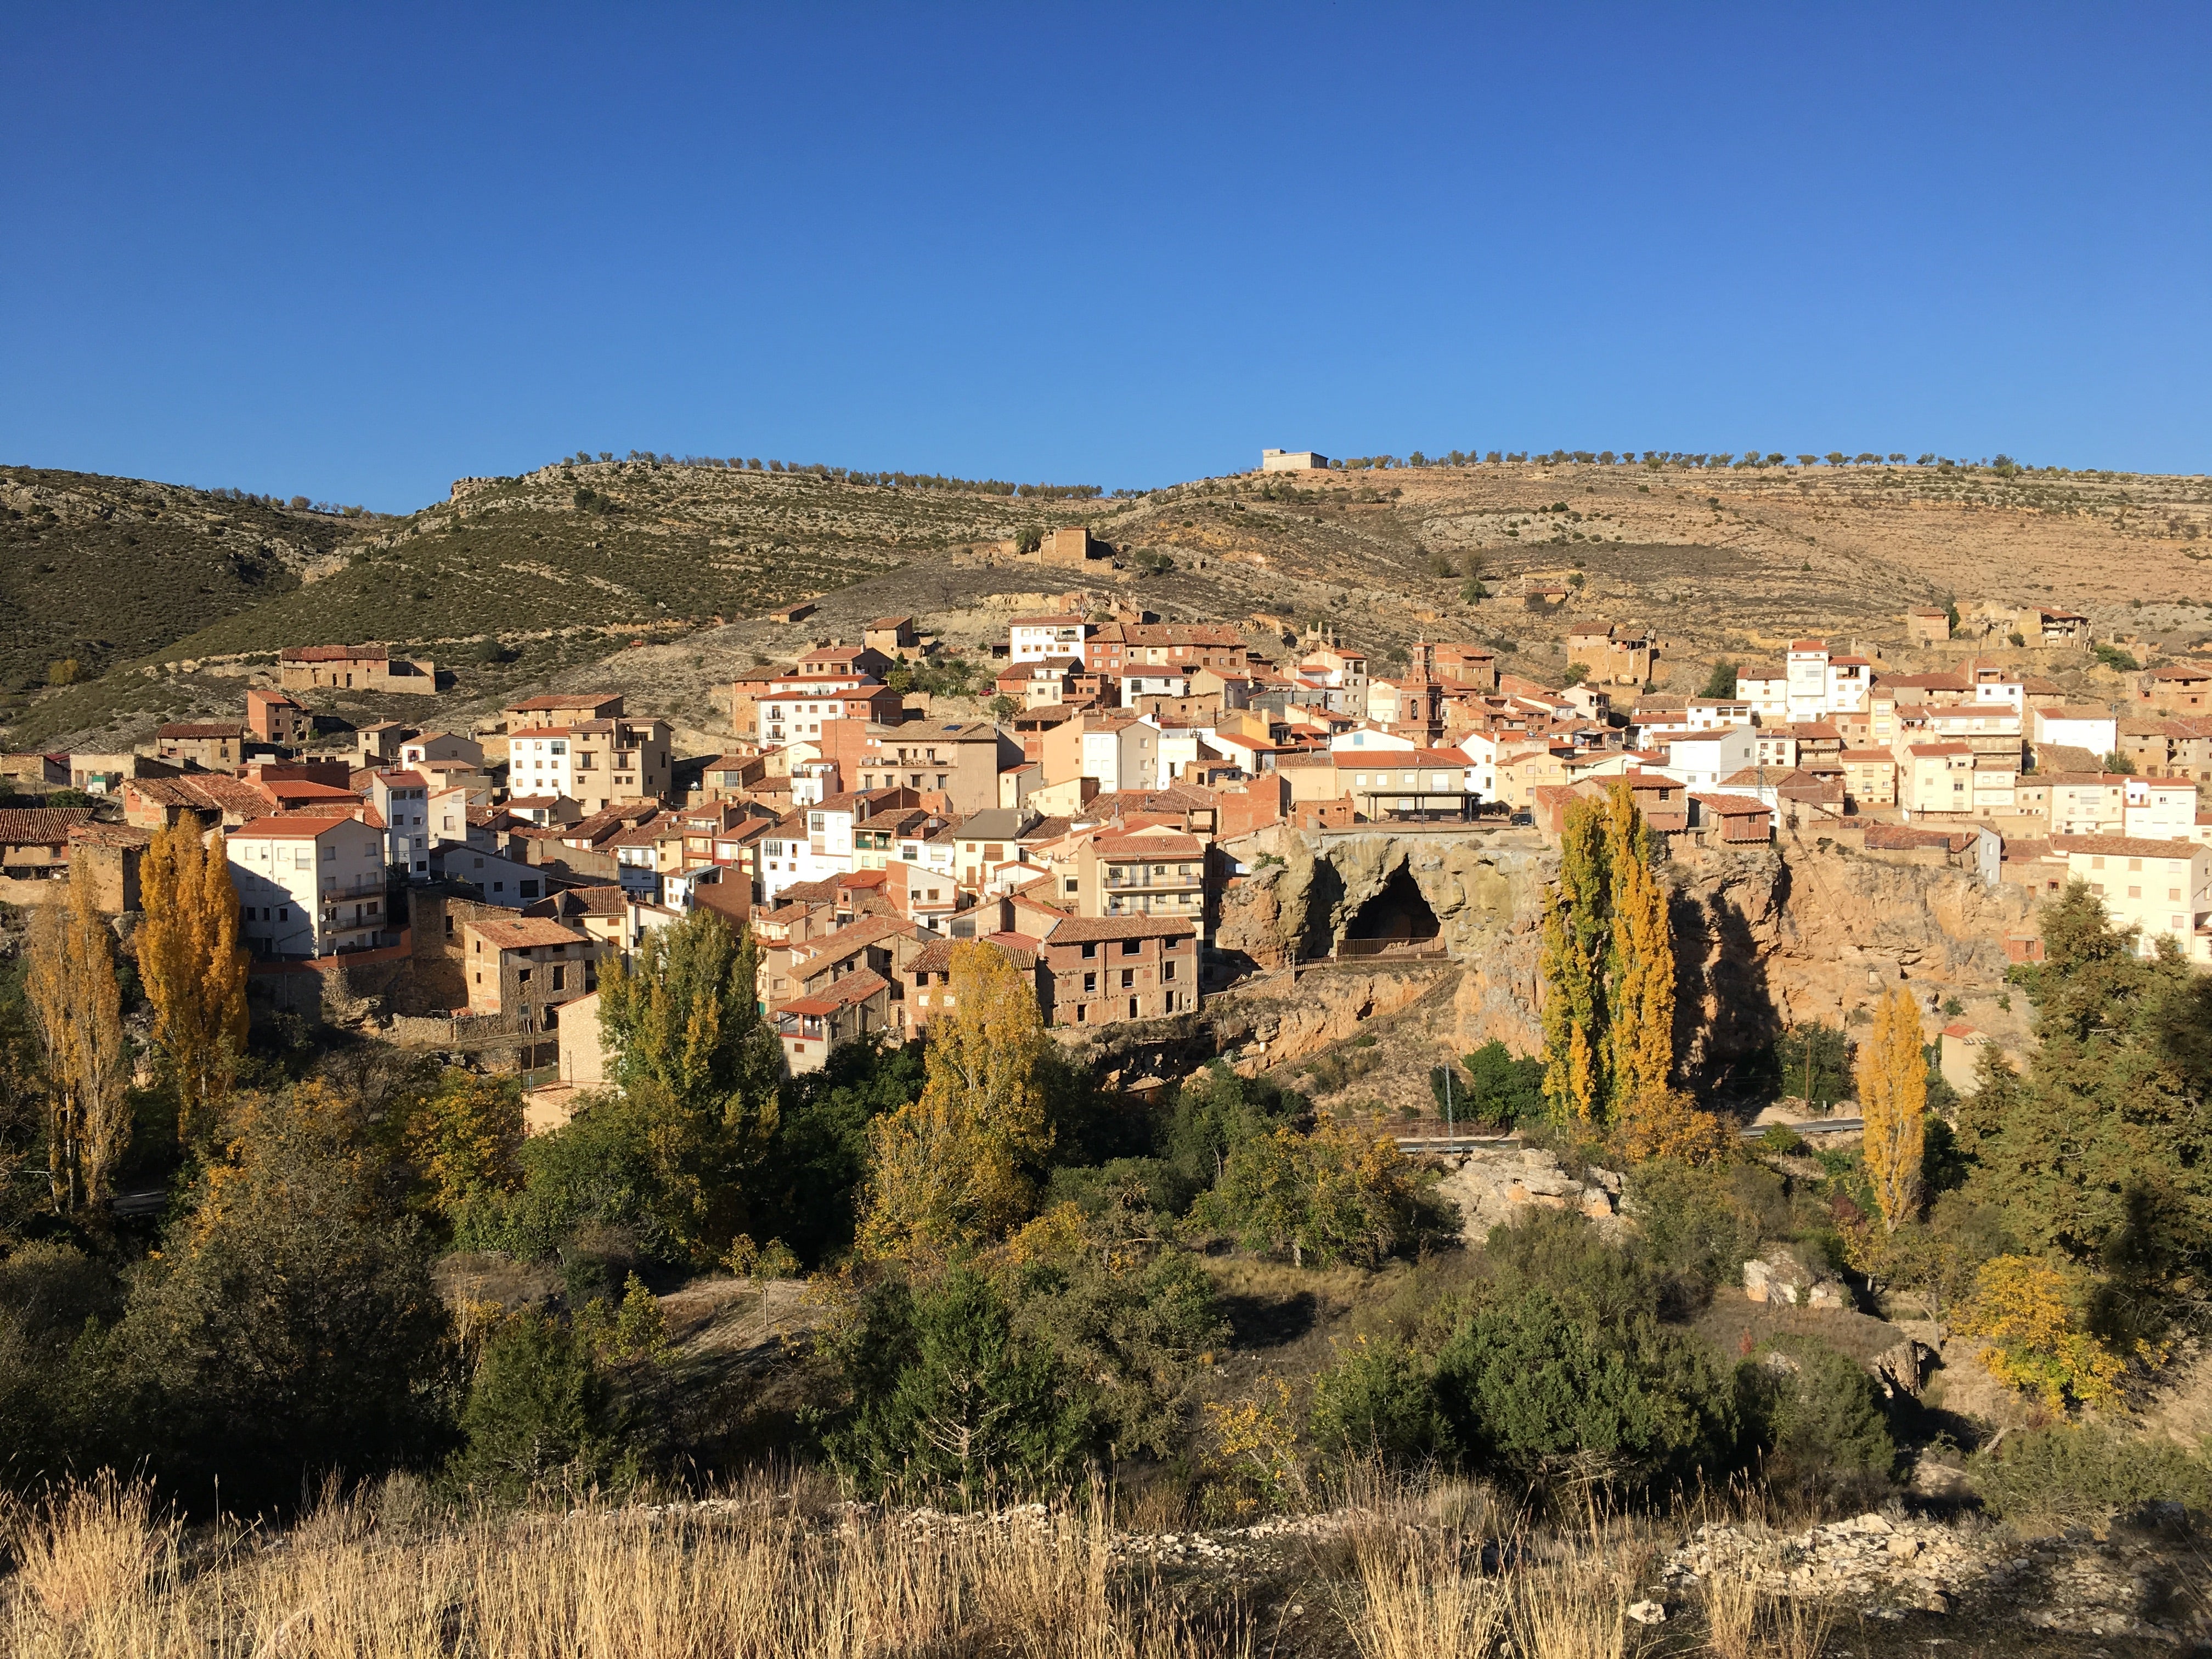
xmin=24 ymin=856 xmax=132 ymax=1210
xmin=1605 ymin=784 xmax=1675 ymax=1107
xmin=1541 ymin=781 xmax=1675 ymax=1124
xmin=856 ymin=941 xmax=1052 ymax=1268
xmin=137 ymin=820 xmax=250 ymax=1141
xmin=1539 ymin=795 xmax=1609 ymax=1121
xmin=1857 ymin=982 xmax=1927 ymax=1231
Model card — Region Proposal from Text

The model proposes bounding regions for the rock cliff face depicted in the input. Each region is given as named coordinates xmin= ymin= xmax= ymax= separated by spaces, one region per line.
xmin=1213 ymin=824 xmax=2038 ymax=1085
xmin=1216 ymin=827 xmax=1552 ymax=1058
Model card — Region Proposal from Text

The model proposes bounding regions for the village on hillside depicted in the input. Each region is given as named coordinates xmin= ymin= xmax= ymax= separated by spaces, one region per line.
xmin=4 ymin=494 xmax=2211 ymax=1132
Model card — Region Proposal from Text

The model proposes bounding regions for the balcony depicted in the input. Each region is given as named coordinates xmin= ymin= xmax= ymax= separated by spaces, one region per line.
xmin=1104 ymin=867 xmax=1200 ymax=891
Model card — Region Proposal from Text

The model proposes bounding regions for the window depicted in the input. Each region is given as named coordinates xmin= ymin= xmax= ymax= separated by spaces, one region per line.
xmin=1121 ymin=939 xmax=1141 ymax=955
xmin=1081 ymin=941 xmax=1098 ymax=959
xmin=1163 ymin=959 xmax=1176 ymax=980
xmin=551 ymin=964 xmax=566 ymax=991
xmin=1083 ymin=972 xmax=1096 ymax=993
xmin=473 ymin=939 xmax=482 ymax=953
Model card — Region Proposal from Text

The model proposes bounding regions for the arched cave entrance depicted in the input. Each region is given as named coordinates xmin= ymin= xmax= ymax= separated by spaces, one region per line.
xmin=1342 ymin=866 xmax=1441 ymax=950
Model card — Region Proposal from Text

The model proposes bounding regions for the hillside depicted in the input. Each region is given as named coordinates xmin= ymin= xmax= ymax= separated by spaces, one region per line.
xmin=7 ymin=452 xmax=2211 ymax=752
xmin=0 ymin=467 xmax=362 ymax=704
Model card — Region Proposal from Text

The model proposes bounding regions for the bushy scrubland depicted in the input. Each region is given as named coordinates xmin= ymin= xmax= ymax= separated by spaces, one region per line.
xmin=3 ymin=879 xmax=2210 ymax=1571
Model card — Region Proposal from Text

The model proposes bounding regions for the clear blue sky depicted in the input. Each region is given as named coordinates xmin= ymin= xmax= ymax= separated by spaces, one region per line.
xmin=4 ymin=3 xmax=2207 ymax=510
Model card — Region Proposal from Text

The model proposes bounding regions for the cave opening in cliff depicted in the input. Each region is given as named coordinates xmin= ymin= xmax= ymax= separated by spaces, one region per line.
xmin=1342 ymin=866 xmax=1441 ymax=950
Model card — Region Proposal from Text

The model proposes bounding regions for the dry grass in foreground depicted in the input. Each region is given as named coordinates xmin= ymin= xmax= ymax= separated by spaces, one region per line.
xmin=1 ymin=1472 xmax=1838 ymax=1659
xmin=2 ymin=1473 xmax=1232 ymax=1659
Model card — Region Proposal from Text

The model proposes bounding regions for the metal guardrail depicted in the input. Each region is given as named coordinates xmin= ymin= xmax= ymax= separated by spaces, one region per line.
xmin=1387 ymin=1117 xmax=1864 ymax=1155
xmin=1744 ymin=1116 xmax=1864 ymax=1138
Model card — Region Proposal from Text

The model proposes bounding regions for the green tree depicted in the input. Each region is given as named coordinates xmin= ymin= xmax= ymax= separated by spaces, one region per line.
xmin=1700 ymin=659 xmax=1740 ymax=699
xmin=102 ymin=1083 xmax=454 ymax=1510
xmin=595 ymin=909 xmax=783 ymax=1260
xmin=1451 ymin=1041 xmax=1546 ymax=1125
xmin=1959 ymin=882 xmax=2212 ymax=1289
xmin=405 ymin=1070 xmax=524 ymax=1220
xmin=1771 ymin=1023 xmax=1852 ymax=1107
xmin=768 ymin=1036 xmax=926 ymax=1261
xmin=1158 ymin=1062 xmax=1305 ymax=1197
xmin=1192 ymin=1118 xmax=1418 ymax=1268
xmin=820 ymin=1268 xmax=1094 ymax=1499
xmin=449 ymin=1311 xmax=623 ymax=1500
xmin=1003 ymin=1204 xmax=1225 ymax=1460
xmin=1748 ymin=1334 xmax=1895 ymax=1498
xmin=1308 ymin=1335 xmax=1449 ymax=1469
xmin=1431 ymin=1286 xmax=1742 ymax=1497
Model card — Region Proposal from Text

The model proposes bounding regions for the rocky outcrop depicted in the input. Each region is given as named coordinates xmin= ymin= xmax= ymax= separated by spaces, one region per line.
xmin=1742 ymin=1245 xmax=1849 ymax=1310
xmin=1660 ymin=1512 xmax=2203 ymax=1639
xmin=1205 ymin=962 xmax=1458 ymax=1070
xmin=1216 ymin=824 xmax=2038 ymax=1091
xmin=1218 ymin=827 xmax=1550 ymax=1054
xmin=1435 ymin=1146 xmax=1621 ymax=1239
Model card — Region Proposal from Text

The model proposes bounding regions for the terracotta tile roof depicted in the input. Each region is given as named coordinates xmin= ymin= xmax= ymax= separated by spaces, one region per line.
xmin=67 ymin=821 xmax=153 ymax=848
xmin=282 ymin=645 xmax=387 ymax=663
xmin=2050 ymin=834 xmax=2205 ymax=859
xmin=1093 ymin=828 xmax=1206 ymax=858
xmin=1690 ymin=793 xmax=1773 ymax=816
xmin=780 ymin=968 xmax=891 ymax=1014
xmin=233 ymin=814 xmax=362 ymax=839
xmin=469 ymin=916 xmax=591 ymax=950
xmin=911 ymin=935 xmax=1037 ymax=975
xmin=796 ymin=914 xmax=919 ymax=960
xmin=0 ymin=807 xmax=98 ymax=845
xmin=1036 ymin=913 xmax=1198 ymax=943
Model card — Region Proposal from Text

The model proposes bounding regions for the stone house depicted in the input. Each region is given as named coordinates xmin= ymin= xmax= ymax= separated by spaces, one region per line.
xmin=865 ymin=617 xmax=920 ymax=654
xmin=279 ymin=645 xmax=436 ymax=695
xmin=774 ymin=970 xmax=895 ymax=1073
xmin=505 ymin=692 xmax=624 ymax=731
xmin=2138 ymin=665 xmax=2212 ymax=713
xmin=2018 ymin=607 xmax=2090 ymax=646
xmin=153 ymin=723 xmax=246 ymax=771
xmin=0 ymin=808 xmax=97 ymax=887
xmin=1905 ymin=607 xmax=1951 ymax=646
xmin=245 ymin=688 xmax=311 ymax=746
xmin=66 ymin=822 xmax=153 ymax=912
xmin=460 ymin=914 xmax=601 ymax=1019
